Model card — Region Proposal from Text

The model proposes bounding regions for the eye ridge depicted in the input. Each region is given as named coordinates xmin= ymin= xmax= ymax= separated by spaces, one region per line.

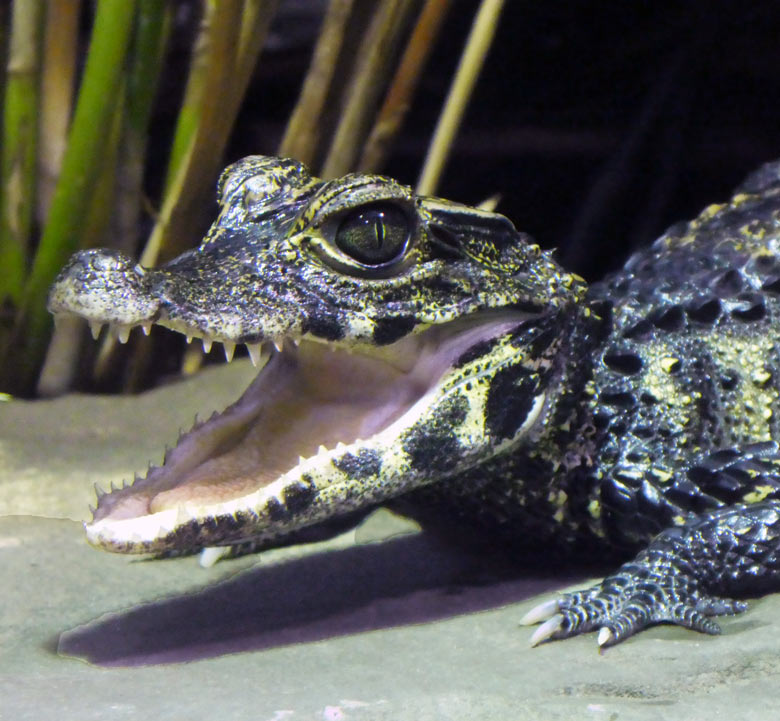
xmin=334 ymin=202 xmax=410 ymax=266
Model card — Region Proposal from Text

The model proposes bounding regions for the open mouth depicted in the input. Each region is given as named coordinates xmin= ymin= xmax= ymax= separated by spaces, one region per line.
xmin=83 ymin=311 xmax=532 ymax=555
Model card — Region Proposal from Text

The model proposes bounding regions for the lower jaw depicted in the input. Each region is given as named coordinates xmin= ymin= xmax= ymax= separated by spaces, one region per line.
xmin=87 ymin=311 xmax=532 ymax=549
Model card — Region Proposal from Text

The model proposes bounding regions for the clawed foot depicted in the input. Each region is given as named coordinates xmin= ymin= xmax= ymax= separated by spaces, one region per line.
xmin=520 ymin=564 xmax=748 ymax=648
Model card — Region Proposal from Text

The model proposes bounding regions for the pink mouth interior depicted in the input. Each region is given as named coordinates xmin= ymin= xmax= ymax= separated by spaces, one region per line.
xmin=92 ymin=313 xmax=528 ymax=523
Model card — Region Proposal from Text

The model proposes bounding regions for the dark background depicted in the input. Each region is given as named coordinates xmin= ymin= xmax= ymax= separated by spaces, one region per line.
xmin=220 ymin=0 xmax=780 ymax=282
xmin=70 ymin=0 xmax=778 ymax=391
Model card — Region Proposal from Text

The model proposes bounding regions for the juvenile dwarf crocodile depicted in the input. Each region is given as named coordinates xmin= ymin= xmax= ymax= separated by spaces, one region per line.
xmin=48 ymin=155 xmax=780 ymax=647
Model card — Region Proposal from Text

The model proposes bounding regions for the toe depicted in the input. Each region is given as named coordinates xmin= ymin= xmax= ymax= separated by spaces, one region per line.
xmin=694 ymin=595 xmax=748 ymax=616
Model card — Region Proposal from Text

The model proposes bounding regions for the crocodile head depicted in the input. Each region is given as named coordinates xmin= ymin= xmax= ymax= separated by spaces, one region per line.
xmin=48 ymin=155 xmax=586 ymax=558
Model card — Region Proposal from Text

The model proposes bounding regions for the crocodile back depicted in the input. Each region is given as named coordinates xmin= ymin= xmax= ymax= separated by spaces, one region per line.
xmin=585 ymin=160 xmax=780 ymax=543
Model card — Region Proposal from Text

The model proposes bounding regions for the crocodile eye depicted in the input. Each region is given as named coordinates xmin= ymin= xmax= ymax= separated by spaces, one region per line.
xmin=334 ymin=203 xmax=410 ymax=265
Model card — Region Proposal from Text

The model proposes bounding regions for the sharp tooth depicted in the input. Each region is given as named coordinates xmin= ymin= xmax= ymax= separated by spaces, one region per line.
xmin=246 ymin=343 xmax=263 ymax=367
xmin=202 ymin=337 xmax=212 ymax=353
xmin=141 ymin=322 xmax=152 ymax=336
xmin=273 ymin=338 xmax=284 ymax=353
xmin=335 ymin=441 xmax=347 ymax=451
xmin=89 ymin=321 xmax=103 ymax=340
xmin=174 ymin=504 xmax=191 ymax=526
xmin=116 ymin=326 xmax=130 ymax=344
xmin=223 ymin=340 xmax=236 ymax=362
xmin=199 ymin=546 xmax=231 ymax=568
xmin=292 ymin=337 xmax=301 ymax=347
xmin=298 ymin=455 xmax=307 ymax=465
xmin=317 ymin=444 xmax=328 ymax=455
xmin=186 ymin=334 xmax=193 ymax=344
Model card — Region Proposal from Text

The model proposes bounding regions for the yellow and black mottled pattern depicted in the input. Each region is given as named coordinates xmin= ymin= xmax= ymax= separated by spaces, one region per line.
xmin=47 ymin=156 xmax=780 ymax=644
xmin=50 ymin=154 xmax=592 ymax=555
xmin=402 ymin=160 xmax=780 ymax=558
xmin=128 ymin=155 xmax=582 ymax=345
xmin=580 ymin=161 xmax=780 ymax=545
xmin=44 ymin=158 xmax=780 ymax=551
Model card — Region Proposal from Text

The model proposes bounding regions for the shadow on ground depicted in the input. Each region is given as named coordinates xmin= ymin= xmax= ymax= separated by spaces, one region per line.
xmin=59 ymin=530 xmax=583 ymax=666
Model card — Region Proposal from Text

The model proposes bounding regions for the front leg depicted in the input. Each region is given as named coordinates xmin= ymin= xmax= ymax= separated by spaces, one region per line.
xmin=522 ymin=501 xmax=780 ymax=647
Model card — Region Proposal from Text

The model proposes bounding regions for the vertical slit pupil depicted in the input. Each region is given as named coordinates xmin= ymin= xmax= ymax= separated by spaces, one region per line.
xmin=334 ymin=202 xmax=410 ymax=265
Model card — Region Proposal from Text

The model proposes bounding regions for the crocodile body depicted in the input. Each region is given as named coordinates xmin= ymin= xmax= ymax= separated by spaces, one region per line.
xmin=48 ymin=155 xmax=780 ymax=646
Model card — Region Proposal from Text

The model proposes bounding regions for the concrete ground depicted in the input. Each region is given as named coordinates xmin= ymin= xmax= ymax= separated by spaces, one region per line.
xmin=2 ymin=360 xmax=780 ymax=721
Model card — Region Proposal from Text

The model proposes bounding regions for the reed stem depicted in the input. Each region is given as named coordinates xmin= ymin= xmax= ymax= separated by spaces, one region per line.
xmin=416 ymin=0 xmax=504 ymax=195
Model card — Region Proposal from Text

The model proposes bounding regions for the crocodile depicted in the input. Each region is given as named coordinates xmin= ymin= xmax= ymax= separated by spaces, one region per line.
xmin=48 ymin=154 xmax=780 ymax=648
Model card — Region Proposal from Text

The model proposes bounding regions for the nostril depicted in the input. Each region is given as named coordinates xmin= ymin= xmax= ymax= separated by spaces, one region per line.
xmin=78 ymin=248 xmax=133 ymax=273
xmin=90 ymin=255 xmax=123 ymax=272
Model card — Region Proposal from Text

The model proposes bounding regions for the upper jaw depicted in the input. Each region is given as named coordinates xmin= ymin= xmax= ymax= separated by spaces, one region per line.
xmin=47 ymin=244 xmax=306 ymax=362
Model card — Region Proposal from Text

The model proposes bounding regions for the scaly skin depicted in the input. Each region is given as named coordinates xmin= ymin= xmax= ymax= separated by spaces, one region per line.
xmin=48 ymin=155 xmax=780 ymax=647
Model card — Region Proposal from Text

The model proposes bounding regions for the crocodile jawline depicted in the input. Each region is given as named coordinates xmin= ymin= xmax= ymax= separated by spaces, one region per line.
xmin=86 ymin=311 xmax=531 ymax=551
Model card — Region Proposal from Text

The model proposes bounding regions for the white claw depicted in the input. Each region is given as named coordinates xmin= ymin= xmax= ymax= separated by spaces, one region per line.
xmin=519 ymin=598 xmax=561 ymax=626
xmin=199 ymin=546 xmax=231 ymax=568
xmin=116 ymin=326 xmax=130 ymax=344
xmin=141 ymin=322 xmax=152 ymax=336
xmin=597 ymin=627 xmax=613 ymax=647
xmin=202 ymin=336 xmax=213 ymax=353
xmin=223 ymin=340 xmax=236 ymax=362
xmin=529 ymin=614 xmax=564 ymax=647
xmin=273 ymin=338 xmax=284 ymax=353
xmin=89 ymin=321 xmax=104 ymax=340
xmin=246 ymin=343 xmax=264 ymax=367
